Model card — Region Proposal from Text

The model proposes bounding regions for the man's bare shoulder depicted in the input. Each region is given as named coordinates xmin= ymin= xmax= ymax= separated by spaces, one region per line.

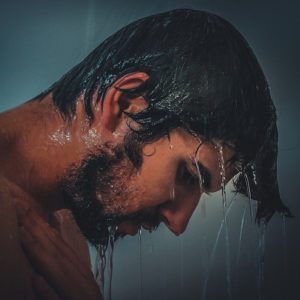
xmin=0 ymin=175 xmax=18 ymax=231
xmin=0 ymin=175 xmax=12 ymax=198
xmin=0 ymin=175 xmax=28 ymax=200
xmin=0 ymin=175 xmax=34 ymax=299
xmin=0 ymin=176 xmax=25 ymax=223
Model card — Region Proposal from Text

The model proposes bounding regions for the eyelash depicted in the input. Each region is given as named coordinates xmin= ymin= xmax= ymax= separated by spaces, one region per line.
xmin=177 ymin=162 xmax=211 ymax=194
xmin=182 ymin=164 xmax=211 ymax=193
xmin=182 ymin=166 xmax=199 ymax=186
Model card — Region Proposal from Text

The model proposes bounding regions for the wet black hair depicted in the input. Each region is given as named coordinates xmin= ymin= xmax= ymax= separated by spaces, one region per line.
xmin=36 ymin=9 xmax=291 ymax=222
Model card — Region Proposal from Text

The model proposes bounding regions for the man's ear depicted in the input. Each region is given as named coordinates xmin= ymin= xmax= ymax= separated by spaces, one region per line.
xmin=100 ymin=72 xmax=149 ymax=133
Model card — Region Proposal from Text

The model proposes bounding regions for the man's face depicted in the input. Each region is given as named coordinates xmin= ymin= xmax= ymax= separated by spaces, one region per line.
xmin=60 ymin=128 xmax=236 ymax=245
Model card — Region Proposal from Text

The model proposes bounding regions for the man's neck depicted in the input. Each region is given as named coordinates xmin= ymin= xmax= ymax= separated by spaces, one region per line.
xmin=0 ymin=95 xmax=70 ymax=213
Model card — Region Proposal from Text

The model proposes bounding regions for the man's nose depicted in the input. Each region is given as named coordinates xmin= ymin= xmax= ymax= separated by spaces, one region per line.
xmin=158 ymin=192 xmax=200 ymax=236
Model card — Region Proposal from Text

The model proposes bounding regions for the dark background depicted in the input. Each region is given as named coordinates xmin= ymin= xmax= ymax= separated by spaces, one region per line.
xmin=0 ymin=1 xmax=299 ymax=299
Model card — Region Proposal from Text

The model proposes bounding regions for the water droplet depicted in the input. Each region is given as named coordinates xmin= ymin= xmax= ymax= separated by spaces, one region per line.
xmin=251 ymin=163 xmax=258 ymax=186
xmin=202 ymin=199 xmax=235 ymax=300
xmin=96 ymin=243 xmax=107 ymax=295
xmin=216 ymin=143 xmax=227 ymax=211
xmin=243 ymin=172 xmax=254 ymax=222
xmin=257 ymin=223 xmax=266 ymax=300
xmin=193 ymin=157 xmax=204 ymax=193
xmin=139 ymin=227 xmax=143 ymax=300
xmin=235 ymin=202 xmax=248 ymax=296
xmin=282 ymin=215 xmax=288 ymax=296
xmin=170 ymin=187 xmax=176 ymax=201
xmin=215 ymin=143 xmax=232 ymax=300
xmin=107 ymin=229 xmax=115 ymax=300
xmin=112 ymin=130 xmax=121 ymax=138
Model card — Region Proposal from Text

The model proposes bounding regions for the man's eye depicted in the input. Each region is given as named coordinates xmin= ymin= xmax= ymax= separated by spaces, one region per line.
xmin=181 ymin=166 xmax=198 ymax=186
xmin=179 ymin=162 xmax=212 ymax=193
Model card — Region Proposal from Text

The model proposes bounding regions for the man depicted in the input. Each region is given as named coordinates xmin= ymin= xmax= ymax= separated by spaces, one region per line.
xmin=0 ymin=9 xmax=291 ymax=300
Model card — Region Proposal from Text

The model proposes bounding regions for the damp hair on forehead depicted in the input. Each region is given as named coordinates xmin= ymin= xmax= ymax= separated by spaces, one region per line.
xmin=33 ymin=8 xmax=291 ymax=222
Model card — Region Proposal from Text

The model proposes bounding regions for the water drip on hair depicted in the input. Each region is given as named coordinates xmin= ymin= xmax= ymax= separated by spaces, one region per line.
xmin=216 ymin=143 xmax=227 ymax=211
xmin=95 ymin=225 xmax=116 ymax=300
xmin=215 ymin=143 xmax=232 ymax=300
xmin=106 ymin=225 xmax=116 ymax=300
xmin=201 ymin=199 xmax=235 ymax=300
xmin=251 ymin=163 xmax=258 ymax=186
xmin=282 ymin=214 xmax=288 ymax=297
xmin=139 ymin=227 xmax=143 ymax=300
xmin=257 ymin=223 xmax=266 ymax=300
xmin=243 ymin=171 xmax=254 ymax=222
xmin=96 ymin=243 xmax=107 ymax=295
xmin=179 ymin=236 xmax=184 ymax=300
xmin=194 ymin=157 xmax=204 ymax=193
xmin=235 ymin=202 xmax=247 ymax=296
xmin=193 ymin=157 xmax=206 ymax=216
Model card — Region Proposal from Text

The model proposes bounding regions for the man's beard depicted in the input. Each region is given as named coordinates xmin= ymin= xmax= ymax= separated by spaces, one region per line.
xmin=59 ymin=142 xmax=160 ymax=246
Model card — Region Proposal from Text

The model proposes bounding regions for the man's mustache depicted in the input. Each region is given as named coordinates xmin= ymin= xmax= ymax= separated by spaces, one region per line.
xmin=105 ymin=209 xmax=161 ymax=230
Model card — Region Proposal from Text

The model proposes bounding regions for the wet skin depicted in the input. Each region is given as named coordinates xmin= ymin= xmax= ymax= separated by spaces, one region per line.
xmin=0 ymin=71 xmax=237 ymax=238
xmin=54 ymin=72 xmax=238 ymax=238
xmin=0 ymin=71 xmax=237 ymax=299
xmin=107 ymin=130 xmax=237 ymax=236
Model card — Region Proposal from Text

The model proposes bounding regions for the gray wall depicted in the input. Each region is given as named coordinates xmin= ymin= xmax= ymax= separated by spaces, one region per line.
xmin=1 ymin=1 xmax=299 ymax=299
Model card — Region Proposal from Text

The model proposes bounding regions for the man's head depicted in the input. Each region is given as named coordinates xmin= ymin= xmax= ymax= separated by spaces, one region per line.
xmin=59 ymin=126 xmax=236 ymax=245
xmin=34 ymin=9 xmax=290 ymax=245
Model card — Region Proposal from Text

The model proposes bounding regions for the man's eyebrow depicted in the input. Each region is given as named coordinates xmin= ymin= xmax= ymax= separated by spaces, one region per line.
xmin=191 ymin=160 xmax=212 ymax=189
